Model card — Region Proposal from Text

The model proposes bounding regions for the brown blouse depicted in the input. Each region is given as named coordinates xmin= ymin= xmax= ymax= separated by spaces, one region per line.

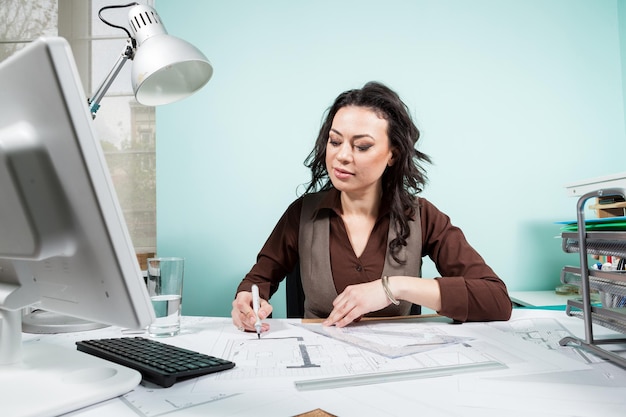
xmin=237 ymin=188 xmax=512 ymax=322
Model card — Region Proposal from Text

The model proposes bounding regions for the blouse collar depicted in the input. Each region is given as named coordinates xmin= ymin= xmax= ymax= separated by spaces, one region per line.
xmin=314 ymin=187 xmax=391 ymax=221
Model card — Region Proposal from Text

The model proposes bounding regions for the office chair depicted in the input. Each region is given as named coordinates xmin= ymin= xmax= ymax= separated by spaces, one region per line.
xmin=284 ymin=262 xmax=421 ymax=318
xmin=285 ymin=263 xmax=306 ymax=318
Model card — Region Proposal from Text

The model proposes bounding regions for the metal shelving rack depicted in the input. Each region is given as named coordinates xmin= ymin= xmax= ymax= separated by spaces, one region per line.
xmin=558 ymin=188 xmax=626 ymax=368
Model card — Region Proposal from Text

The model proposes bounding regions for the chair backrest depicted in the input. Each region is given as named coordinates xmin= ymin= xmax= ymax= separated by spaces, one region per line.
xmin=285 ymin=263 xmax=306 ymax=318
xmin=284 ymin=262 xmax=421 ymax=318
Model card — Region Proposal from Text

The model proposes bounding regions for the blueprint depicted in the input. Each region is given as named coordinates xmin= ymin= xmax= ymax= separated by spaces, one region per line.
xmin=26 ymin=313 xmax=623 ymax=417
xmin=211 ymin=332 xmax=499 ymax=384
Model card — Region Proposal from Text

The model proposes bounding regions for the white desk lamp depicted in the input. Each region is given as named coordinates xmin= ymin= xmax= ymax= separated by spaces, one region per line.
xmin=89 ymin=2 xmax=213 ymax=117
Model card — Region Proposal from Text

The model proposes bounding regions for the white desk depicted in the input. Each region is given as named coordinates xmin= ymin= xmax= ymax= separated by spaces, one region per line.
xmin=509 ymin=290 xmax=579 ymax=307
xmin=20 ymin=310 xmax=626 ymax=417
xmin=509 ymin=290 xmax=601 ymax=308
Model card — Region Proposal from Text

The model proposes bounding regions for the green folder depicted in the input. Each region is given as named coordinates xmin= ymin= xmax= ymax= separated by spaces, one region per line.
xmin=557 ymin=216 xmax=626 ymax=231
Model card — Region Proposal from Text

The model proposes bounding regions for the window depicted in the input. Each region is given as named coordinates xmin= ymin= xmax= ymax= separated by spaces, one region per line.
xmin=0 ymin=1 xmax=57 ymax=57
xmin=1 ymin=0 xmax=157 ymax=255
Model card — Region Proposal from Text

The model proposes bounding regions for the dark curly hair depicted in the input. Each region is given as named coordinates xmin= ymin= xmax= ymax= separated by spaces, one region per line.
xmin=303 ymin=81 xmax=431 ymax=264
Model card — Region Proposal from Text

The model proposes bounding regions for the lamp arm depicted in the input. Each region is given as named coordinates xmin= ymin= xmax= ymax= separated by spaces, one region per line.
xmin=88 ymin=39 xmax=135 ymax=118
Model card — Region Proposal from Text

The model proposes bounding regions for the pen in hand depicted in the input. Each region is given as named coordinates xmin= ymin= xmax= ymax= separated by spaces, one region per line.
xmin=251 ymin=284 xmax=262 ymax=339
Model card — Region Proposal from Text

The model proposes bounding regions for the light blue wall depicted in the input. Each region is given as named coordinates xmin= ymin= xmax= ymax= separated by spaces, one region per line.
xmin=155 ymin=0 xmax=626 ymax=318
xmin=619 ymin=0 xmax=626 ymax=127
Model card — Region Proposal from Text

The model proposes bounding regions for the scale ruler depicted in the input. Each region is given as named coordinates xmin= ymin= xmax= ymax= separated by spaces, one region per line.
xmin=294 ymin=360 xmax=506 ymax=391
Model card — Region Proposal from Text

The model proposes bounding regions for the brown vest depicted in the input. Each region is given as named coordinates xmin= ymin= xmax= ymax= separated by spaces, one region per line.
xmin=298 ymin=191 xmax=422 ymax=318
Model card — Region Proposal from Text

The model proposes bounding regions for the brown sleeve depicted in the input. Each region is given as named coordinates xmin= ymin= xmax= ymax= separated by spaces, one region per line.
xmin=235 ymin=197 xmax=303 ymax=301
xmin=419 ymin=198 xmax=512 ymax=322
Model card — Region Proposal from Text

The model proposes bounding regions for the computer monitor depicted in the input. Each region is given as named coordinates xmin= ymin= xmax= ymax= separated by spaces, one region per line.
xmin=0 ymin=37 xmax=155 ymax=416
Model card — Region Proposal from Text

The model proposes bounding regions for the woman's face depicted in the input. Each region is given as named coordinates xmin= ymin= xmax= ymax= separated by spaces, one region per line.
xmin=325 ymin=106 xmax=394 ymax=197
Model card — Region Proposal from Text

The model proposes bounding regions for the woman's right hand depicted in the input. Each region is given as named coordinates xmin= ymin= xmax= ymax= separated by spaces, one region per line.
xmin=231 ymin=290 xmax=272 ymax=333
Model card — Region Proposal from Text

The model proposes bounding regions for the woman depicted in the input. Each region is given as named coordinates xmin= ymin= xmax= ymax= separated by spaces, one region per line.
xmin=232 ymin=81 xmax=511 ymax=332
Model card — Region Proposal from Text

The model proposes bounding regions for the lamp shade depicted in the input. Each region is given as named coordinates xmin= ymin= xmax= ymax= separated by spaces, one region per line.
xmin=128 ymin=4 xmax=213 ymax=106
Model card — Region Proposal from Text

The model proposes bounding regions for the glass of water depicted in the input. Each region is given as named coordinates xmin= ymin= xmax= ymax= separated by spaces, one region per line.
xmin=146 ymin=257 xmax=184 ymax=337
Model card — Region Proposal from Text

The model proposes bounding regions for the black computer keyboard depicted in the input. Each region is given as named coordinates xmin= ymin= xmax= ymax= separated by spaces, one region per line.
xmin=76 ymin=337 xmax=235 ymax=388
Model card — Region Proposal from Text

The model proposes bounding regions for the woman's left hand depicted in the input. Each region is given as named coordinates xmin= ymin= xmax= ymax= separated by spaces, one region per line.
xmin=322 ymin=279 xmax=391 ymax=327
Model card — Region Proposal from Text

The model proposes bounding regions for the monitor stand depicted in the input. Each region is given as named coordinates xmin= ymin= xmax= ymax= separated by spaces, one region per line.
xmin=1 ymin=309 xmax=141 ymax=417
xmin=22 ymin=308 xmax=110 ymax=333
